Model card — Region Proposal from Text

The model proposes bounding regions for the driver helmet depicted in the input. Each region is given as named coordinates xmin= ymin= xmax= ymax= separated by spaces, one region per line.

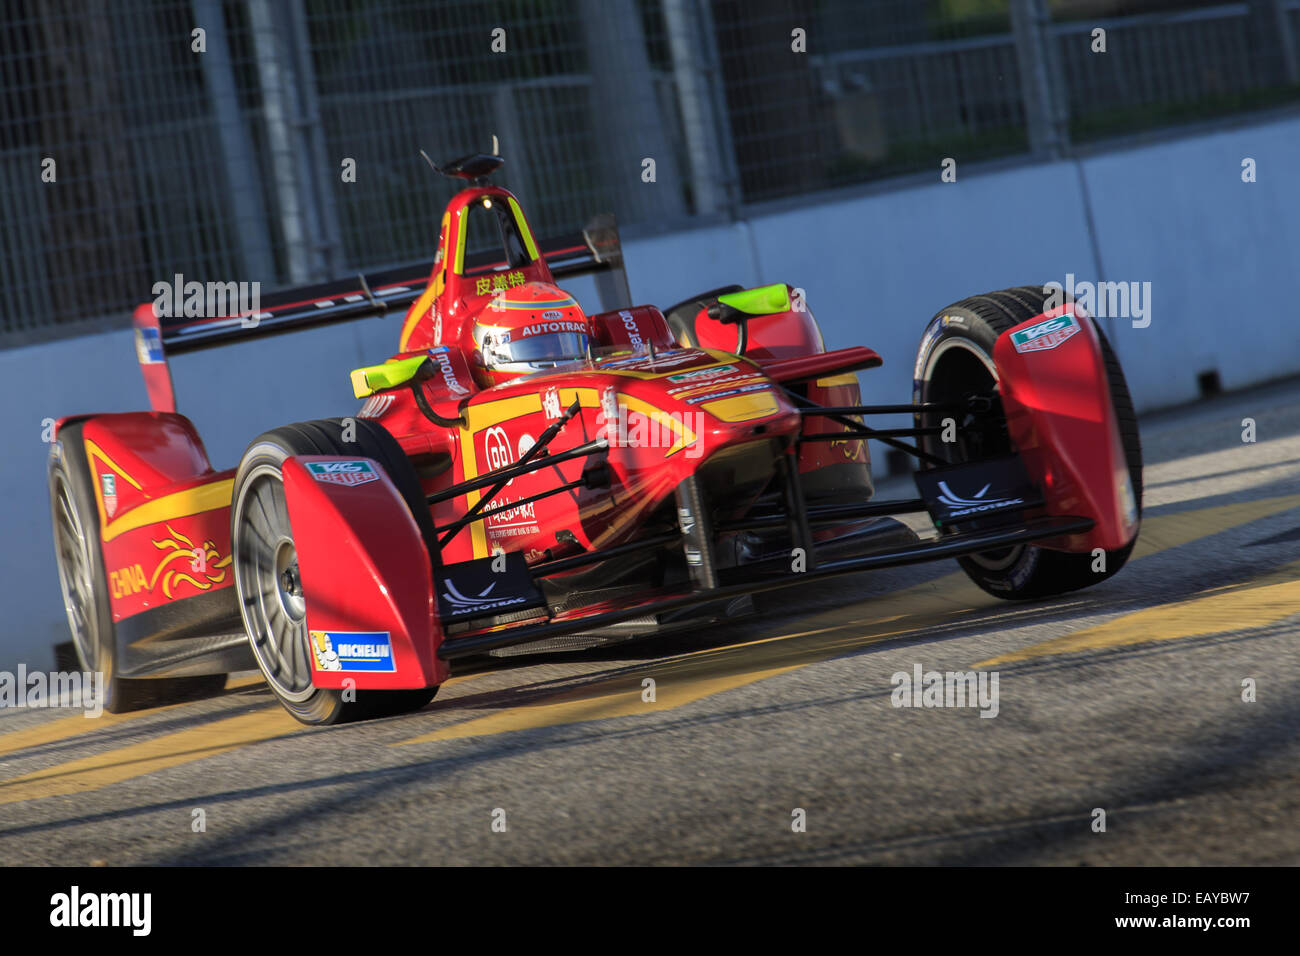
xmin=471 ymin=281 xmax=591 ymax=384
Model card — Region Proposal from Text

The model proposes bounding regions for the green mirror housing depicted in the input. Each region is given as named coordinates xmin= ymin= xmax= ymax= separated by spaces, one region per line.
xmin=716 ymin=283 xmax=791 ymax=316
xmin=350 ymin=355 xmax=429 ymax=399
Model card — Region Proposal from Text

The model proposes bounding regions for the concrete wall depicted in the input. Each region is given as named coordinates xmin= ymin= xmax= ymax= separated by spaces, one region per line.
xmin=4 ymin=113 xmax=1298 ymax=671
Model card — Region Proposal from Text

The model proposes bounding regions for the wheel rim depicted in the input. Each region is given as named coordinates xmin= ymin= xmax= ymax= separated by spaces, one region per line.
xmin=233 ymin=464 xmax=315 ymax=702
xmin=51 ymin=470 xmax=99 ymax=671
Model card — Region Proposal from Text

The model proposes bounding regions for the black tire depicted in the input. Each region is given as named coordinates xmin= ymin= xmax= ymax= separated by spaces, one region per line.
xmin=230 ymin=418 xmax=438 ymax=725
xmin=48 ymin=422 xmax=227 ymax=712
xmin=913 ymin=286 xmax=1143 ymax=599
xmin=662 ymin=284 xmax=743 ymax=347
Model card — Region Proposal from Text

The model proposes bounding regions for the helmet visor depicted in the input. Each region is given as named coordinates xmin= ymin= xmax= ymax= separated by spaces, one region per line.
xmin=486 ymin=331 xmax=588 ymax=369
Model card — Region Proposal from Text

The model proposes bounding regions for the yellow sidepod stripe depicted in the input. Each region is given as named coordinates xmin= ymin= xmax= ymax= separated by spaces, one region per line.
xmin=84 ymin=438 xmax=233 ymax=542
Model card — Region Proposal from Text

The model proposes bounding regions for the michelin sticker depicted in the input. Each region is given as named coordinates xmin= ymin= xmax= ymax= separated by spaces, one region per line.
xmin=310 ymin=630 xmax=395 ymax=672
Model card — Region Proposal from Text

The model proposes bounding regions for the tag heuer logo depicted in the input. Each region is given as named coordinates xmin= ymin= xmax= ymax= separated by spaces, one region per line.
xmin=1011 ymin=313 xmax=1080 ymax=353
xmin=306 ymin=460 xmax=380 ymax=486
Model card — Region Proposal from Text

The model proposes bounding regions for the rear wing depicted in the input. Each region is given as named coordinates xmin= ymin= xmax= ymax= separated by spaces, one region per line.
xmin=132 ymin=215 xmax=628 ymax=413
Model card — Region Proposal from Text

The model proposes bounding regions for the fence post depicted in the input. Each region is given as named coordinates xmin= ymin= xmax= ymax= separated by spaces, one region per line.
xmin=285 ymin=0 xmax=344 ymax=279
xmin=248 ymin=0 xmax=313 ymax=284
xmin=578 ymin=0 xmax=686 ymax=227
xmin=192 ymin=0 xmax=275 ymax=283
xmin=1251 ymin=0 xmax=1300 ymax=85
xmin=1009 ymin=0 xmax=1067 ymax=159
xmin=1278 ymin=0 xmax=1300 ymax=84
xmin=662 ymin=0 xmax=732 ymax=218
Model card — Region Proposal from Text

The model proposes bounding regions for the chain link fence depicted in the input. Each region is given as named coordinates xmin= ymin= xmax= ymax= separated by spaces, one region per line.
xmin=3 ymin=0 xmax=1298 ymax=344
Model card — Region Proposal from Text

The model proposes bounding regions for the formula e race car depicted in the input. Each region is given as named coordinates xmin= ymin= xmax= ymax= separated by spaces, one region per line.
xmin=48 ymin=152 xmax=1142 ymax=724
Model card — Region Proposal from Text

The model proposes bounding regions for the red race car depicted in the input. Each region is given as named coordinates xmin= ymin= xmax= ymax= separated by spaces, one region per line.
xmin=48 ymin=153 xmax=1142 ymax=724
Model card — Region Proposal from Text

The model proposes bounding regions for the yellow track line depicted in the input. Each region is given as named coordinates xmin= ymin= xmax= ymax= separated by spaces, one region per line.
xmin=398 ymin=493 xmax=1300 ymax=744
xmin=0 ymin=673 xmax=265 ymax=759
xmin=975 ymin=560 xmax=1300 ymax=667
xmin=0 ymin=707 xmax=301 ymax=806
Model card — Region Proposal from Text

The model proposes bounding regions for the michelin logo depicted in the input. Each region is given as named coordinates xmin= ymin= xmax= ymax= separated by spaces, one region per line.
xmin=310 ymin=630 xmax=395 ymax=672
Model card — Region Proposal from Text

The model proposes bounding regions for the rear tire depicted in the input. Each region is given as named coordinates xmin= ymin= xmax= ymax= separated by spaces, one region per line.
xmin=231 ymin=418 xmax=438 ymax=725
xmin=914 ymin=286 xmax=1143 ymax=600
xmin=49 ymin=422 xmax=227 ymax=712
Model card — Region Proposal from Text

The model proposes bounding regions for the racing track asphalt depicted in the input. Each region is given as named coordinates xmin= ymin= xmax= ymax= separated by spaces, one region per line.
xmin=2 ymin=375 xmax=1300 ymax=865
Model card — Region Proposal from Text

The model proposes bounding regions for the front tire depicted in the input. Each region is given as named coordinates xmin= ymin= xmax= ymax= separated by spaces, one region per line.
xmin=231 ymin=419 xmax=438 ymax=725
xmin=914 ymin=286 xmax=1143 ymax=600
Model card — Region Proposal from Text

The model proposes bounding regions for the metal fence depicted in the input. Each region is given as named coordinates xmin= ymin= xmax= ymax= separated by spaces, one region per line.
xmin=2 ymin=0 xmax=1298 ymax=344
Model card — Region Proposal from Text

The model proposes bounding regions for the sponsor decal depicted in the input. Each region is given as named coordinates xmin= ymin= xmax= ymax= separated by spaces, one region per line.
xmin=134 ymin=326 xmax=165 ymax=365
xmin=912 ymin=318 xmax=946 ymax=388
xmin=599 ymin=350 xmax=701 ymax=370
xmin=518 ymin=320 xmax=586 ymax=337
xmin=109 ymin=564 xmax=147 ymax=600
xmin=436 ymin=551 xmax=546 ymax=622
xmin=428 ymin=346 xmax=469 ymax=395
xmin=542 ymin=386 xmax=562 ymax=420
xmin=483 ymin=494 xmax=537 ymax=530
xmin=473 ymin=271 xmax=528 ymax=296
xmin=149 ymin=525 xmax=231 ymax=597
xmin=110 ymin=524 xmax=232 ymax=600
xmin=830 ymin=422 xmax=867 ymax=462
xmin=618 ymin=310 xmax=644 ymax=348
xmin=667 ymin=364 xmax=735 ymax=384
xmin=100 ymin=473 xmax=117 ymax=517
xmin=1010 ymin=313 xmax=1080 ymax=353
xmin=667 ymin=372 xmax=764 ymax=396
xmin=483 ymin=426 xmax=514 ymax=474
xmin=358 ymin=393 xmax=396 ymax=419
xmin=914 ymin=456 xmax=1038 ymax=527
xmin=306 ymin=460 xmax=380 ymax=487
xmin=441 ymin=578 xmax=530 ymax=615
xmin=310 ymin=630 xmax=395 ymax=672
xmin=684 ymin=382 xmax=771 ymax=404
xmin=600 ymin=387 xmax=620 ymax=445
xmin=934 ymin=481 xmax=1025 ymax=518
xmin=541 ymin=309 xmax=563 ymax=320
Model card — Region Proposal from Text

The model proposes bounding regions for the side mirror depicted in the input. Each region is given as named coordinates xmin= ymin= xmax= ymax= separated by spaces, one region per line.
xmin=705 ymin=283 xmax=792 ymax=354
xmin=349 ymin=356 xmax=430 ymax=398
